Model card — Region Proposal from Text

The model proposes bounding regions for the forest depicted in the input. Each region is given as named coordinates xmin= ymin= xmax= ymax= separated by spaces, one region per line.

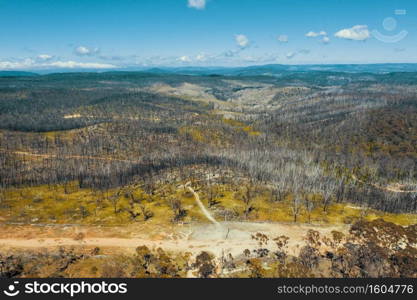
xmin=0 ymin=70 xmax=416 ymax=278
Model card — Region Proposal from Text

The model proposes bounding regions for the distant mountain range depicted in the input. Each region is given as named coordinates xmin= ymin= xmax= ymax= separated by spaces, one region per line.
xmin=0 ymin=71 xmax=39 ymax=77
xmin=2 ymin=63 xmax=417 ymax=77
xmin=142 ymin=63 xmax=417 ymax=76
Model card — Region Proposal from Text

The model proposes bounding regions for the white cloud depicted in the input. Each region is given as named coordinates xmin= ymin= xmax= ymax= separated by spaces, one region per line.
xmin=0 ymin=58 xmax=116 ymax=70
xmin=334 ymin=25 xmax=370 ymax=41
xmin=277 ymin=35 xmax=288 ymax=43
xmin=322 ymin=36 xmax=330 ymax=44
xmin=235 ymin=34 xmax=250 ymax=48
xmin=37 ymin=54 xmax=53 ymax=61
xmin=74 ymin=46 xmax=100 ymax=56
xmin=187 ymin=0 xmax=206 ymax=10
xmin=48 ymin=61 xmax=115 ymax=69
xmin=0 ymin=59 xmax=35 ymax=69
xmin=306 ymin=30 xmax=330 ymax=44
xmin=196 ymin=53 xmax=207 ymax=61
xmin=75 ymin=46 xmax=90 ymax=55
xmin=306 ymin=31 xmax=327 ymax=37
xmin=286 ymin=52 xmax=296 ymax=59
xmin=306 ymin=31 xmax=318 ymax=37
xmin=285 ymin=49 xmax=311 ymax=60
xmin=178 ymin=55 xmax=192 ymax=62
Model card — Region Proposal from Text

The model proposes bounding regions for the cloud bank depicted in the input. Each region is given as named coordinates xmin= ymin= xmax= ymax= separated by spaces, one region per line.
xmin=334 ymin=25 xmax=370 ymax=41
xmin=0 ymin=58 xmax=116 ymax=70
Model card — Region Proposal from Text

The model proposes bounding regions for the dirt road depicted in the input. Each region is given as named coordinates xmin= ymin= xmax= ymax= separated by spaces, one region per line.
xmin=0 ymin=221 xmax=347 ymax=257
xmin=352 ymin=175 xmax=417 ymax=193
xmin=1 ymin=149 xmax=139 ymax=164
xmin=0 ymin=159 xmax=349 ymax=257
xmin=186 ymin=183 xmax=220 ymax=226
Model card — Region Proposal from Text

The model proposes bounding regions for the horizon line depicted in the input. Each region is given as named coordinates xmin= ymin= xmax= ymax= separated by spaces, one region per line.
xmin=3 ymin=61 xmax=417 ymax=74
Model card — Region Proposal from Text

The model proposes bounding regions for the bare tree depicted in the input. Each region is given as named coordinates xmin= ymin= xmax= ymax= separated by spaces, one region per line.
xmin=291 ymin=194 xmax=303 ymax=223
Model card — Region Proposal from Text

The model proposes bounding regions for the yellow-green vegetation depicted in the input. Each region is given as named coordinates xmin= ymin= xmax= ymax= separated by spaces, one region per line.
xmin=0 ymin=182 xmax=208 ymax=225
xmin=178 ymin=118 xmax=262 ymax=146
xmin=1 ymin=181 xmax=416 ymax=226
xmin=201 ymin=183 xmax=417 ymax=226
xmin=179 ymin=126 xmax=225 ymax=145
xmin=222 ymin=118 xmax=262 ymax=136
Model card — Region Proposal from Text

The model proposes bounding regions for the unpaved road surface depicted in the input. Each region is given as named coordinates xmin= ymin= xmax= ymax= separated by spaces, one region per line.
xmin=352 ymin=175 xmax=417 ymax=193
xmin=0 ymin=175 xmax=346 ymax=257
xmin=186 ymin=183 xmax=220 ymax=226
xmin=0 ymin=221 xmax=347 ymax=257
xmin=0 ymin=149 xmax=139 ymax=164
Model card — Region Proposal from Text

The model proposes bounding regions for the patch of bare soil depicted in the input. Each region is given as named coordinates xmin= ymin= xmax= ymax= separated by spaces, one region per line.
xmin=0 ymin=221 xmax=347 ymax=257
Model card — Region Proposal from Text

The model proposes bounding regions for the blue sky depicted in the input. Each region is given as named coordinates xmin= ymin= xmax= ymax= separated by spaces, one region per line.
xmin=1 ymin=0 xmax=417 ymax=70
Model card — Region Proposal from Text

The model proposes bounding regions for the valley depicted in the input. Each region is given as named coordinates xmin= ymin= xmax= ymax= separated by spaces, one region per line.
xmin=0 ymin=68 xmax=416 ymax=278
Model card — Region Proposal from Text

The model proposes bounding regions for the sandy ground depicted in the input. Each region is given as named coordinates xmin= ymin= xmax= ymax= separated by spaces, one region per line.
xmin=186 ymin=183 xmax=220 ymax=226
xmin=0 ymin=183 xmax=348 ymax=257
xmin=0 ymin=221 xmax=347 ymax=257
